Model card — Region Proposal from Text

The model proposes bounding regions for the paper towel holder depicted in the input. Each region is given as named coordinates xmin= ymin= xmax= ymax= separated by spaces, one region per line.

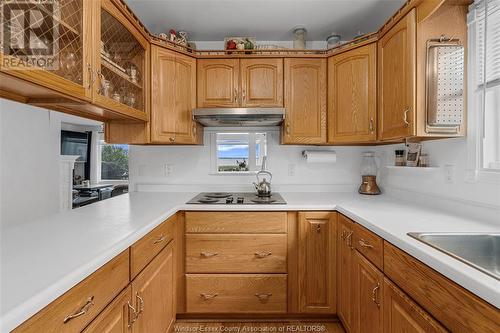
xmin=301 ymin=150 xmax=336 ymax=158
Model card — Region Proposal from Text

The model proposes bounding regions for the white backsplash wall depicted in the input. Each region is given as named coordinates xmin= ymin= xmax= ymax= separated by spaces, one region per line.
xmin=378 ymin=138 xmax=500 ymax=208
xmin=129 ymin=130 xmax=367 ymax=192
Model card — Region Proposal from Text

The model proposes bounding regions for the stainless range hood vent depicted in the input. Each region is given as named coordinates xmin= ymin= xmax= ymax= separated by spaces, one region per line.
xmin=193 ymin=108 xmax=285 ymax=127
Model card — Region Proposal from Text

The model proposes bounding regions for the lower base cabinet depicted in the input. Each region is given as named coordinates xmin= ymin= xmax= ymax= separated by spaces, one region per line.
xmin=82 ymin=286 xmax=133 ymax=333
xmin=353 ymin=251 xmax=383 ymax=333
xmin=186 ymin=274 xmax=287 ymax=313
xmin=131 ymin=241 xmax=176 ymax=333
xmin=383 ymin=278 xmax=446 ymax=333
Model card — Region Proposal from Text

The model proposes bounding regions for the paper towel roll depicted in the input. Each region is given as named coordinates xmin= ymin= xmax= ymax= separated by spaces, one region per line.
xmin=302 ymin=150 xmax=337 ymax=163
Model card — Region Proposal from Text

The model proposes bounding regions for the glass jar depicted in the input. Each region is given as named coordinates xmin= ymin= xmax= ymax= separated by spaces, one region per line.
xmin=395 ymin=149 xmax=405 ymax=166
xmin=419 ymin=153 xmax=429 ymax=167
xmin=293 ymin=27 xmax=307 ymax=49
xmin=360 ymin=152 xmax=378 ymax=176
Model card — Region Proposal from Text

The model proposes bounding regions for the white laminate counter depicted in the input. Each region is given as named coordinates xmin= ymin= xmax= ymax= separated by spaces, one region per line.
xmin=1 ymin=191 xmax=499 ymax=332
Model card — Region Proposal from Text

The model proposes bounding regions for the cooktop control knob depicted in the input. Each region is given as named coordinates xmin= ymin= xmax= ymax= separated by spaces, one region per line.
xmin=237 ymin=197 xmax=244 ymax=204
xmin=226 ymin=197 xmax=234 ymax=204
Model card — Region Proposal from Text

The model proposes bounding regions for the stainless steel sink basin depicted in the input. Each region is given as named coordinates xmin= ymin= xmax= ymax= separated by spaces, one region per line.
xmin=407 ymin=232 xmax=500 ymax=280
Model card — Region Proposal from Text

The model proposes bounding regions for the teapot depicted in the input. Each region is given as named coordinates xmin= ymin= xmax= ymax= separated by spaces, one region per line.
xmin=253 ymin=170 xmax=272 ymax=196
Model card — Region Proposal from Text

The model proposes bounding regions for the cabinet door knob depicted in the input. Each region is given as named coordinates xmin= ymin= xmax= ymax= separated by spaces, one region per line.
xmin=63 ymin=296 xmax=94 ymax=323
xmin=200 ymin=293 xmax=218 ymax=300
xmin=234 ymin=88 xmax=238 ymax=102
xmin=87 ymin=63 xmax=95 ymax=90
xmin=200 ymin=251 xmax=218 ymax=257
xmin=286 ymin=123 xmax=290 ymax=135
xmin=403 ymin=107 xmax=410 ymax=127
xmin=358 ymin=239 xmax=374 ymax=249
xmin=169 ymin=137 xmax=175 ymax=142
xmin=255 ymin=293 xmax=272 ymax=301
xmin=369 ymin=118 xmax=375 ymax=133
xmin=242 ymin=89 xmax=246 ymax=103
xmin=254 ymin=251 xmax=272 ymax=258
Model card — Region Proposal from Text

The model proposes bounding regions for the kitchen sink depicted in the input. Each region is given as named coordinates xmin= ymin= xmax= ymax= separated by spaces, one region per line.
xmin=407 ymin=232 xmax=500 ymax=280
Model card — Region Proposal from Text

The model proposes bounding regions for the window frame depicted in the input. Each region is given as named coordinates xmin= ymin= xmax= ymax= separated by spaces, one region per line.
xmin=209 ymin=130 xmax=269 ymax=175
xmin=466 ymin=0 xmax=500 ymax=184
xmin=97 ymin=133 xmax=129 ymax=184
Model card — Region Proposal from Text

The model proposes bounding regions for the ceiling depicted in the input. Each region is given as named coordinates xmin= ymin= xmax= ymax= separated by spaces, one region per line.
xmin=125 ymin=0 xmax=406 ymax=42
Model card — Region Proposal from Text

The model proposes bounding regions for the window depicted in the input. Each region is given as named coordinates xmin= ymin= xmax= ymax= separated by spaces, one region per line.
xmin=469 ymin=0 xmax=500 ymax=172
xmin=100 ymin=141 xmax=129 ymax=180
xmin=212 ymin=132 xmax=267 ymax=173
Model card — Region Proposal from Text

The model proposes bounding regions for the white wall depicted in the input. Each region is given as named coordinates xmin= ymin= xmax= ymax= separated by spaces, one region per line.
xmin=378 ymin=139 xmax=500 ymax=208
xmin=0 ymin=99 xmax=61 ymax=227
xmin=129 ymin=130 xmax=367 ymax=192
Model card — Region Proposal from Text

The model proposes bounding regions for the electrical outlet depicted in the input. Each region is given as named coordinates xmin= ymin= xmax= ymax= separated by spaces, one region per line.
xmin=164 ymin=164 xmax=174 ymax=177
xmin=444 ymin=164 xmax=455 ymax=183
xmin=288 ymin=164 xmax=296 ymax=177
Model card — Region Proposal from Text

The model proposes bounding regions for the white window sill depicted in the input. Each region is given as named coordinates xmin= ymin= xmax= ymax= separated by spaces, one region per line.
xmin=466 ymin=169 xmax=500 ymax=184
xmin=208 ymin=171 xmax=258 ymax=176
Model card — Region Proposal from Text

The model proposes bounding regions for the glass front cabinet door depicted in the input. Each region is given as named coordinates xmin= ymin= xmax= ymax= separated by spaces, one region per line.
xmin=0 ymin=0 xmax=93 ymax=99
xmin=94 ymin=0 xmax=149 ymax=120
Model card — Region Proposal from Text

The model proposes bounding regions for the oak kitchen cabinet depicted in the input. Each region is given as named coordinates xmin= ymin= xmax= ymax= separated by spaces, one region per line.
xmin=328 ymin=42 xmax=377 ymax=143
xmin=131 ymin=241 xmax=176 ymax=333
xmin=377 ymin=9 xmax=416 ymax=141
xmin=337 ymin=215 xmax=355 ymax=332
xmin=353 ymin=251 xmax=384 ymax=333
xmin=197 ymin=58 xmax=283 ymax=107
xmin=297 ymin=212 xmax=336 ymax=314
xmin=0 ymin=0 xmax=149 ymax=122
xmin=150 ymin=46 xmax=201 ymax=144
xmin=82 ymin=286 xmax=133 ymax=333
xmin=282 ymin=58 xmax=327 ymax=144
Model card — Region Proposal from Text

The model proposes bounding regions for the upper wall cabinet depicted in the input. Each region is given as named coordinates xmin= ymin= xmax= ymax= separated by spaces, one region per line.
xmin=151 ymin=46 xmax=201 ymax=144
xmin=0 ymin=0 xmax=149 ymax=122
xmin=378 ymin=9 xmax=416 ymax=141
xmin=197 ymin=59 xmax=239 ymax=107
xmin=377 ymin=1 xmax=468 ymax=141
xmin=0 ymin=0 xmax=93 ymax=100
xmin=282 ymin=58 xmax=327 ymax=144
xmin=94 ymin=0 xmax=150 ymax=120
xmin=197 ymin=58 xmax=283 ymax=108
xmin=328 ymin=42 xmax=377 ymax=144
xmin=240 ymin=59 xmax=283 ymax=107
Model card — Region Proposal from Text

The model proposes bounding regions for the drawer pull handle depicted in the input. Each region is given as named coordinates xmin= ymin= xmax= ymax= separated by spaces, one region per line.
xmin=358 ymin=239 xmax=373 ymax=249
xmin=255 ymin=293 xmax=272 ymax=301
xmin=136 ymin=293 xmax=144 ymax=315
xmin=127 ymin=301 xmax=138 ymax=327
xmin=254 ymin=251 xmax=272 ymax=258
xmin=372 ymin=283 xmax=380 ymax=307
xmin=200 ymin=251 xmax=218 ymax=257
xmin=153 ymin=234 xmax=165 ymax=244
xmin=63 ymin=296 xmax=94 ymax=323
xmin=200 ymin=293 xmax=218 ymax=300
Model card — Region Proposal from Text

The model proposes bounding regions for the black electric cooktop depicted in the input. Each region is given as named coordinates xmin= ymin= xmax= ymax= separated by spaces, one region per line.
xmin=186 ymin=192 xmax=286 ymax=205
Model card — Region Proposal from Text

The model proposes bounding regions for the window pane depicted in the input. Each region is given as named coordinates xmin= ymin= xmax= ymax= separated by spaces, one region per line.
xmin=215 ymin=132 xmax=267 ymax=173
xmin=101 ymin=143 xmax=129 ymax=180
xmin=483 ymin=85 xmax=500 ymax=169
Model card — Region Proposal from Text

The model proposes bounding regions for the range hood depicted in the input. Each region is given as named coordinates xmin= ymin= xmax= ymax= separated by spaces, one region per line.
xmin=193 ymin=108 xmax=285 ymax=127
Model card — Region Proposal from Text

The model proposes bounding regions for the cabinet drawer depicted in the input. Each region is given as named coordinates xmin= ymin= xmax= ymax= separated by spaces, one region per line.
xmin=14 ymin=251 xmax=129 ymax=333
xmin=131 ymin=214 xmax=176 ymax=278
xmin=185 ymin=211 xmax=287 ymax=233
xmin=186 ymin=274 xmax=287 ymax=313
xmin=354 ymin=224 xmax=383 ymax=269
xmin=186 ymin=234 xmax=287 ymax=273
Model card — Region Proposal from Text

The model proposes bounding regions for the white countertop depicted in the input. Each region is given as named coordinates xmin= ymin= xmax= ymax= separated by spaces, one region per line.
xmin=1 ymin=191 xmax=499 ymax=332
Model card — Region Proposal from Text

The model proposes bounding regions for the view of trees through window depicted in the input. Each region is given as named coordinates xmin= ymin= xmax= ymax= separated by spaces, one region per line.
xmin=217 ymin=133 xmax=267 ymax=173
xmin=101 ymin=143 xmax=129 ymax=180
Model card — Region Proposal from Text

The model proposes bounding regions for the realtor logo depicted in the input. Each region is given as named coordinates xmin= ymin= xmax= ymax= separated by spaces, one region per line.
xmin=0 ymin=0 xmax=60 ymax=70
